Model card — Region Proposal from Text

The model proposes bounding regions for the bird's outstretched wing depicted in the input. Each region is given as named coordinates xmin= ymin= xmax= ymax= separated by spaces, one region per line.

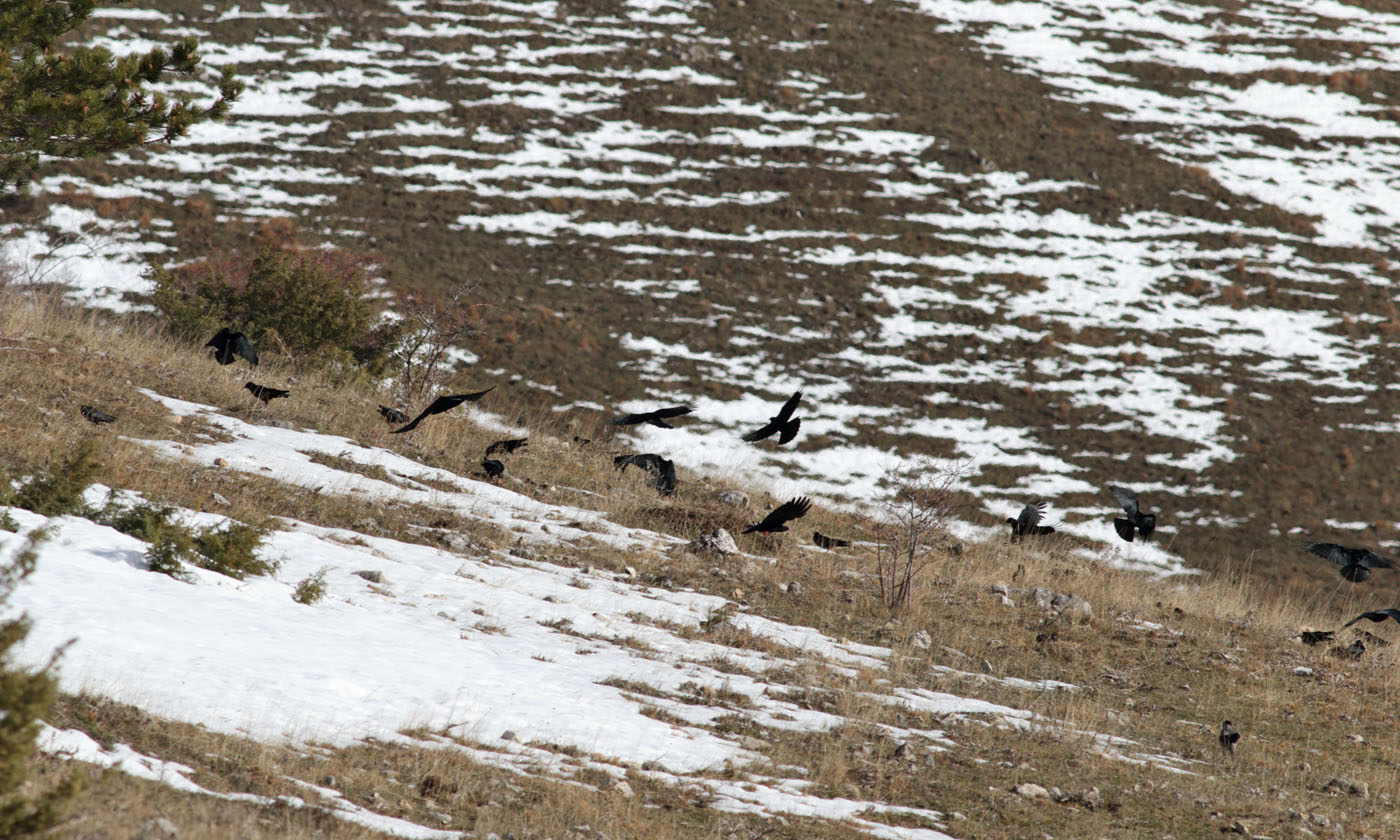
xmin=1108 ymin=484 xmax=1140 ymax=517
xmin=1306 ymin=542 xmax=1349 ymax=566
xmin=1359 ymin=550 xmax=1396 ymax=569
xmin=1112 ymin=518 xmax=1136 ymax=542
xmin=742 ymin=390 xmax=803 ymax=443
xmin=609 ymin=404 xmax=695 ymax=427
xmin=745 ymin=496 xmax=812 ymax=533
xmin=777 ymin=417 xmax=802 ymax=445
xmin=1342 ymin=608 xmax=1400 ymax=628
xmin=775 ymin=390 xmax=803 ymax=422
xmin=392 ymin=387 xmax=495 ymax=433
xmin=1017 ymin=501 xmax=1048 ymax=533
xmin=231 ymin=332 xmax=259 ymax=365
xmin=741 ymin=418 xmax=780 ymax=443
xmin=613 ymin=454 xmax=676 ymax=495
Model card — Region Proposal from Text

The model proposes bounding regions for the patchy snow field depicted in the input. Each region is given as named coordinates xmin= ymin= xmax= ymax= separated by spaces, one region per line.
xmin=5 ymin=391 xmax=1195 ymax=839
xmin=4 ymin=0 xmax=1398 ymax=605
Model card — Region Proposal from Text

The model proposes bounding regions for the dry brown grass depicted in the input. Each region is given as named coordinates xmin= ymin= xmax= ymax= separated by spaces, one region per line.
xmin=7 ymin=293 xmax=1400 ymax=838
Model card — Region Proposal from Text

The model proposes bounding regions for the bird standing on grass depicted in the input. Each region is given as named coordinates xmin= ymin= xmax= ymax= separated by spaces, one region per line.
xmin=245 ymin=382 xmax=289 ymax=404
xmin=392 ymin=387 xmax=495 ymax=433
xmin=744 ymin=497 xmax=812 ymax=534
xmin=742 ymin=390 xmax=803 ymax=445
xmin=206 ymin=328 xmax=259 ymax=366
xmin=609 ymin=404 xmax=695 ymax=428
xmin=1007 ymin=501 xmax=1055 ymax=542
xmin=1305 ymin=542 xmax=1394 ymax=583
xmin=378 ymin=405 xmax=409 ymax=424
xmin=482 ymin=459 xmax=505 ymax=479
xmin=1107 ymin=484 xmax=1156 ymax=542
xmin=80 ymin=405 xmax=116 ymax=424
xmin=1219 ymin=721 xmax=1240 ymax=755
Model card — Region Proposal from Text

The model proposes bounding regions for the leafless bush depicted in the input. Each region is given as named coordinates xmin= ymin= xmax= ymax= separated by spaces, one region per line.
xmin=874 ymin=459 xmax=966 ymax=612
xmin=386 ymin=281 xmax=485 ymax=404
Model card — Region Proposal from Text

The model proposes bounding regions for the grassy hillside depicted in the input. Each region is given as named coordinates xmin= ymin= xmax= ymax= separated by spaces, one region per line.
xmin=4 ymin=291 xmax=1400 ymax=839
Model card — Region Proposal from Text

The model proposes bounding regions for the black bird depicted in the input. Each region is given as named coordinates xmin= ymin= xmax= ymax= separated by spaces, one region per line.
xmin=1007 ymin=501 xmax=1055 ymax=542
xmin=813 ymin=531 xmax=850 ymax=550
xmin=378 ymin=405 xmax=409 ymax=425
xmin=742 ymin=390 xmax=803 ymax=445
xmin=205 ymin=328 xmax=259 ymax=366
xmin=744 ymin=496 xmax=812 ymax=534
xmin=1297 ymin=630 xmax=1335 ymax=646
xmin=1107 ymin=484 xmax=1156 ymax=542
xmin=482 ymin=459 xmax=505 ymax=479
xmin=485 ymin=438 xmax=529 ymax=457
xmin=609 ymin=404 xmax=695 ymax=428
xmin=80 ymin=405 xmax=116 ymax=425
xmin=245 ymin=381 xmax=289 ymax=404
xmin=613 ymin=453 xmax=677 ymax=496
xmin=1342 ymin=608 xmax=1400 ymax=629
xmin=1331 ymin=639 xmax=1366 ymax=660
xmin=1219 ymin=721 xmax=1240 ymax=755
xmin=391 ymin=387 xmax=496 ymax=433
xmin=1305 ymin=542 xmax=1395 ymax=583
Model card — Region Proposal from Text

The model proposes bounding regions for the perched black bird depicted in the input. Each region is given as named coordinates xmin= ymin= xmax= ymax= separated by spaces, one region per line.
xmin=80 ymin=405 xmax=116 ymax=425
xmin=613 ymin=453 xmax=677 ymax=496
xmin=1331 ymin=639 xmax=1366 ymax=660
xmin=485 ymin=438 xmax=529 ymax=456
xmin=742 ymin=390 xmax=803 ymax=445
xmin=1007 ymin=501 xmax=1055 ymax=542
xmin=1305 ymin=542 xmax=1395 ymax=583
xmin=205 ymin=328 xmax=259 ymax=366
xmin=482 ymin=459 xmax=505 ymax=479
xmin=1342 ymin=608 xmax=1400 ymax=629
xmin=391 ymin=387 xmax=496 ymax=434
xmin=245 ymin=381 xmax=289 ymax=404
xmin=1107 ymin=484 xmax=1156 ymax=542
xmin=378 ymin=405 xmax=409 ymax=425
xmin=813 ymin=531 xmax=850 ymax=550
xmin=1297 ymin=630 xmax=1335 ymax=646
xmin=1219 ymin=721 xmax=1240 ymax=755
xmin=609 ymin=404 xmax=695 ymax=428
xmin=744 ymin=496 xmax=812 ymax=534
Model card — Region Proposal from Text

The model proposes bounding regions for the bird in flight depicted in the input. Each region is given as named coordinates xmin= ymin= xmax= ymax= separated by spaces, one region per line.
xmin=482 ymin=459 xmax=505 ymax=479
xmin=613 ymin=453 xmax=677 ymax=496
xmin=245 ymin=382 xmax=289 ymax=404
xmin=1218 ymin=721 xmax=1240 ymax=755
xmin=80 ymin=405 xmax=116 ymax=424
xmin=1305 ymin=542 xmax=1394 ymax=583
xmin=609 ymin=404 xmax=695 ymax=428
xmin=1107 ymin=485 xmax=1156 ymax=542
xmin=1342 ymin=608 xmax=1400 ymax=629
xmin=206 ymin=328 xmax=259 ymax=366
xmin=378 ymin=405 xmax=409 ymax=425
xmin=744 ymin=496 xmax=812 ymax=533
xmin=391 ymin=387 xmax=495 ymax=434
xmin=812 ymin=531 xmax=850 ymax=549
xmin=742 ymin=390 xmax=803 ymax=445
xmin=1007 ymin=501 xmax=1055 ymax=542
xmin=485 ymin=438 xmax=529 ymax=456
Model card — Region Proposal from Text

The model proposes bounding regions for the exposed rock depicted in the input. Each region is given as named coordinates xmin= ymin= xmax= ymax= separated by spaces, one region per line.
xmin=209 ymin=492 xmax=230 ymax=507
xmin=1293 ymin=666 xmax=1315 ymax=677
xmin=784 ymin=581 xmax=803 ymax=596
xmin=213 ymin=457 xmax=228 ymax=468
xmin=909 ymin=630 xmax=932 ymax=650
xmin=941 ymin=645 xmax=971 ymax=661
xmin=686 ymin=528 xmax=740 ymax=558
xmin=1014 ymin=782 xmax=1050 ymax=800
xmin=989 ymin=584 xmax=1010 ymax=596
xmin=998 ymin=594 xmax=1016 ymax=607
xmin=612 ymin=780 xmax=634 ymax=797
xmin=717 ymin=490 xmax=750 ymax=506
xmin=353 ymin=570 xmax=384 ymax=584
xmin=441 ymin=533 xmax=480 ymax=554
xmin=500 ymin=730 xmax=519 ymax=742
xmin=1052 ymin=593 xmax=1094 ymax=620
xmin=508 ymin=544 xmax=538 ymax=560
xmin=1026 ymin=587 xmax=1056 ymax=609
xmin=1323 ymin=776 xmax=1368 ymax=798
xmin=320 ymin=774 xmax=336 ymax=787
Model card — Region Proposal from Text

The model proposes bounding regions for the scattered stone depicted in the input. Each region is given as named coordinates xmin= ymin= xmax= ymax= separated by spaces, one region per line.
xmin=623 ymin=566 xmax=637 ymax=579
xmin=980 ymin=658 xmax=993 ymax=674
xmin=686 ymin=528 xmax=740 ymax=558
xmin=139 ymin=817 xmax=179 ymax=839
xmin=429 ymin=811 xmax=451 ymax=826
xmin=941 ymin=645 xmax=971 ymax=661
xmin=441 ymin=533 xmax=477 ymax=553
xmin=1051 ymin=593 xmax=1093 ymax=620
xmin=320 ymin=774 xmax=336 ymax=787
xmin=989 ymin=584 xmax=1010 ymax=596
xmin=209 ymin=492 xmax=230 ymax=507
xmin=1293 ymin=666 xmax=1315 ymax=677
xmin=837 ymin=569 xmax=866 ymax=584
xmin=640 ymin=760 xmax=662 ymax=771
xmin=213 ymin=457 xmax=228 ymax=468
xmin=739 ymin=736 xmax=767 ymax=750
xmin=909 ymin=630 xmax=932 ymax=650
xmin=998 ymin=594 xmax=1016 ymax=607
xmin=949 ymin=812 xmax=967 ymax=821
xmin=352 ymin=570 xmax=384 ymax=584
xmin=509 ymin=545 xmax=538 ymax=560
xmin=1227 ymin=819 xmax=1252 ymax=836
xmin=1323 ymin=776 xmax=1368 ymax=798
xmin=717 ymin=490 xmax=749 ymax=506
xmin=1026 ymin=587 xmax=1056 ymax=610
xmin=612 ymin=780 xmax=634 ymax=797
xmin=500 ymin=730 xmax=519 ymax=743
xmin=1014 ymin=782 xmax=1050 ymax=800
xmin=784 ymin=581 xmax=803 ymax=596
xmin=354 ymin=518 xmax=380 ymax=534
xmin=1309 ymin=812 xmax=1331 ymax=828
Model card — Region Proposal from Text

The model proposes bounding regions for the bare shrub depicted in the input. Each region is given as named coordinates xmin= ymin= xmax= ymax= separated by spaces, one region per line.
xmin=384 ymin=281 xmax=484 ymax=404
xmin=874 ymin=459 xmax=966 ymax=612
